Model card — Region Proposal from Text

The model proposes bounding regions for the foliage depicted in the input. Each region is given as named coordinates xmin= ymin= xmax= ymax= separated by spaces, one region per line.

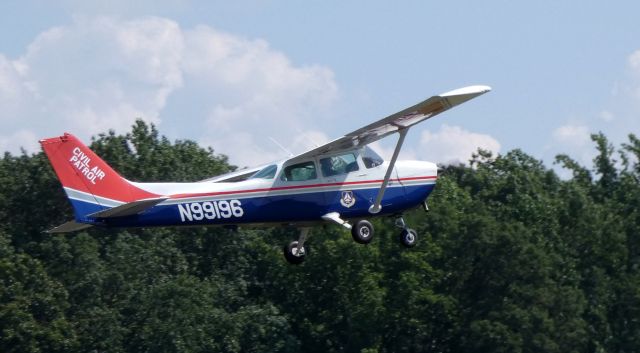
xmin=1 ymin=121 xmax=639 ymax=352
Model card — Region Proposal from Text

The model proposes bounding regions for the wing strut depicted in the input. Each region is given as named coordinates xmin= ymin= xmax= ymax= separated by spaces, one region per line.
xmin=369 ymin=128 xmax=408 ymax=214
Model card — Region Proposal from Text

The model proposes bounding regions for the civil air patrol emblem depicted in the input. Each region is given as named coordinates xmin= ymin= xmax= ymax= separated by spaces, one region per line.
xmin=340 ymin=191 xmax=356 ymax=208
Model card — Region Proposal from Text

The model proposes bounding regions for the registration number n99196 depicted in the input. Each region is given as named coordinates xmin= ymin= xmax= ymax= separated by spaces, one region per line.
xmin=178 ymin=200 xmax=244 ymax=222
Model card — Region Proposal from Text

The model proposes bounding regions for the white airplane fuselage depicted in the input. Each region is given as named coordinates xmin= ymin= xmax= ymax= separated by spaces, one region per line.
xmin=64 ymin=147 xmax=437 ymax=228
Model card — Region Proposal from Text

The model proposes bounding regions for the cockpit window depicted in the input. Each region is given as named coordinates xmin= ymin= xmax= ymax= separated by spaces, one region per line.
xmin=249 ymin=164 xmax=278 ymax=179
xmin=281 ymin=161 xmax=317 ymax=181
xmin=362 ymin=146 xmax=383 ymax=168
xmin=320 ymin=153 xmax=359 ymax=177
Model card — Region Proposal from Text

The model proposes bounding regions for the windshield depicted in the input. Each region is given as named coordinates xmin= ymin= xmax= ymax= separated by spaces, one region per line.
xmin=249 ymin=164 xmax=278 ymax=179
xmin=362 ymin=146 xmax=383 ymax=168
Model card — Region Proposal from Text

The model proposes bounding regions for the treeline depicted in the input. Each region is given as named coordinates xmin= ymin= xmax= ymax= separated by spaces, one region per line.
xmin=1 ymin=121 xmax=639 ymax=353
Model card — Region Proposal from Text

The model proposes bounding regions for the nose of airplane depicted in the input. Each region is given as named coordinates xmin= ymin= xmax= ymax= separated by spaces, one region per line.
xmin=394 ymin=160 xmax=438 ymax=180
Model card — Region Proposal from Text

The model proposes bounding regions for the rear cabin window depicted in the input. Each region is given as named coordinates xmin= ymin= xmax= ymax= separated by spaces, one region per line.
xmin=249 ymin=165 xmax=277 ymax=179
xmin=320 ymin=153 xmax=359 ymax=177
xmin=281 ymin=161 xmax=317 ymax=181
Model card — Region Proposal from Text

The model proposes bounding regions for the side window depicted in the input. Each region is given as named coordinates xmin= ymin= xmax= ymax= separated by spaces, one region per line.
xmin=320 ymin=153 xmax=359 ymax=177
xmin=362 ymin=146 xmax=383 ymax=168
xmin=281 ymin=161 xmax=317 ymax=181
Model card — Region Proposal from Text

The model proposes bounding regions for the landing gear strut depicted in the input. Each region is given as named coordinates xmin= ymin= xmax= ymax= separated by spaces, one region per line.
xmin=322 ymin=212 xmax=375 ymax=245
xmin=283 ymin=213 xmax=419 ymax=263
xmin=395 ymin=215 xmax=418 ymax=248
xmin=283 ymin=228 xmax=309 ymax=265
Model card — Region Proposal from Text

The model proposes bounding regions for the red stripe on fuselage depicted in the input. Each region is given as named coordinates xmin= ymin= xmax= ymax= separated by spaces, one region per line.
xmin=168 ymin=175 xmax=437 ymax=199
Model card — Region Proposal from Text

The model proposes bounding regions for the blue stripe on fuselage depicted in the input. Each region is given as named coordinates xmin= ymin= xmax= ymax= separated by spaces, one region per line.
xmin=68 ymin=198 xmax=108 ymax=223
xmin=70 ymin=184 xmax=435 ymax=228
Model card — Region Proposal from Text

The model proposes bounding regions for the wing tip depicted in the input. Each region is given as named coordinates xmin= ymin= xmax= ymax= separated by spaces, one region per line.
xmin=440 ymin=85 xmax=492 ymax=98
xmin=46 ymin=220 xmax=93 ymax=233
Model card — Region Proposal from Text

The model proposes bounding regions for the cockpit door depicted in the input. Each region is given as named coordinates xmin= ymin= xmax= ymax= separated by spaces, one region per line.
xmin=318 ymin=151 xmax=373 ymax=215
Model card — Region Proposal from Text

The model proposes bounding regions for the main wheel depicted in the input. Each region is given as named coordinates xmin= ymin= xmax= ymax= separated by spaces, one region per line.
xmin=351 ymin=220 xmax=374 ymax=244
xmin=283 ymin=241 xmax=306 ymax=264
xmin=399 ymin=228 xmax=418 ymax=248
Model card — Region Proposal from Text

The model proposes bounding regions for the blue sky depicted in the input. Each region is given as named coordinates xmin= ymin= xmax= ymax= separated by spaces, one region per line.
xmin=1 ymin=1 xmax=639 ymax=170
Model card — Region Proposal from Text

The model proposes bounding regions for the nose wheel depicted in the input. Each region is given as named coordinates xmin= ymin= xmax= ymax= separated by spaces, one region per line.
xmin=395 ymin=216 xmax=418 ymax=248
xmin=399 ymin=228 xmax=418 ymax=247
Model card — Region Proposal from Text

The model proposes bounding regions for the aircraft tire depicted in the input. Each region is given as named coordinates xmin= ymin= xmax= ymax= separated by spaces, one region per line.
xmin=351 ymin=220 xmax=374 ymax=244
xmin=399 ymin=228 xmax=418 ymax=248
xmin=283 ymin=241 xmax=306 ymax=264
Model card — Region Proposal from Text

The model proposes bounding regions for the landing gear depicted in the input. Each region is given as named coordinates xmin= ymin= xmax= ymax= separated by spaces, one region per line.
xmin=351 ymin=220 xmax=374 ymax=244
xmin=283 ymin=228 xmax=309 ymax=265
xmin=283 ymin=213 xmax=420 ymax=263
xmin=399 ymin=228 xmax=418 ymax=248
xmin=322 ymin=212 xmax=375 ymax=245
xmin=283 ymin=240 xmax=306 ymax=264
xmin=395 ymin=215 xmax=418 ymax=248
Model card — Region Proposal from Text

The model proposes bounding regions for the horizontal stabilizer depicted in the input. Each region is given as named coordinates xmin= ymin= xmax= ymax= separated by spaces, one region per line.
xmin=88 ymin=197 xmax=168 ymax=218
xmin=47 ymin=221 xmax=93 ymax=234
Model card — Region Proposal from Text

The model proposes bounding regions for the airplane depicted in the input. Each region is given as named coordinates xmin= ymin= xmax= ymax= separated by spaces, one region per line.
xmin=40 ymin=85 xmax=491 ymax=264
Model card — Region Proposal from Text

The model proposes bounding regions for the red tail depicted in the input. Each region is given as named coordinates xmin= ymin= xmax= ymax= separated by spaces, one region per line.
xmin=40 ymin=133 xmax=158 ymax=203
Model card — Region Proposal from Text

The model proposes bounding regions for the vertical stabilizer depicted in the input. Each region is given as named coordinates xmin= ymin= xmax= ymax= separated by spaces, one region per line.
xmin=40 ymin=133 xmax=158 ymax=220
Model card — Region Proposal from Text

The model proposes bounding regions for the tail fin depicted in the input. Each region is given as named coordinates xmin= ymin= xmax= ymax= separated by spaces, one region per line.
xmin=40 ymin=133 xmax=159 ymax=221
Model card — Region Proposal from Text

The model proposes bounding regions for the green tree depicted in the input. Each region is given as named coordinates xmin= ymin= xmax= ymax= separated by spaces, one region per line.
xmin=1 ymin=121 xmax=640 ymax=353
xmin=0 ymin=232 xmax=77 ymax=352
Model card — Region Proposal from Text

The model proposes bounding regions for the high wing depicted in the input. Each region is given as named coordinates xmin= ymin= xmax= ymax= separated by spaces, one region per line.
xmin=292 ymin=85 xmax=491 ymax=161
xmin=290 ymin=85 xmax=491 ymax=215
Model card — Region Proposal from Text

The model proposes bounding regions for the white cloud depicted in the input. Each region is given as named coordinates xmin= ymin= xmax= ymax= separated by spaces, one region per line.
xmin=0 ymin=55 xmax=21 ymax=100
xmin=629 ymin=49 xmax=640 ymax=74
xmin=0 ymin=130 xmax=38 ymax=155
xmin=599 ymin=110 xmax=614 ymax=122
xmin=182 ymin=25 xmax=338 ymax=165
xmin=550 ymin=123 xmax=595 ymax=167
xmin=367 ymin=140 xmax=417 ymax=161
xmin=202 ymin=129 xmax=331 ymax=168
xmin=628 ymin=49 xmax=640 ymax=100
xmin=417 ymin=124 xmax=501 ymax=165
xmin=0 ymin=16 xmax=184 ymax=148
xmin=0 ymin=16 xmax=339 ymax=168
xmin=0 ymin=54 xmax=31 ymax=122
xmin=290 ymin=130 xmax=330 ymax=154
xmin=552 ymin=124 xmax=590 ymax=146
xmin=201 ymin=132 xmax=282 ymax=169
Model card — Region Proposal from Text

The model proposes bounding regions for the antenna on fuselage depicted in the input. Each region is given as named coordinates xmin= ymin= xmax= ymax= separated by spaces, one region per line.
xmin=268 ymin=137 xmax=293 ymax=157
xmin=301 ymin=131 xmax=321 ymax=148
